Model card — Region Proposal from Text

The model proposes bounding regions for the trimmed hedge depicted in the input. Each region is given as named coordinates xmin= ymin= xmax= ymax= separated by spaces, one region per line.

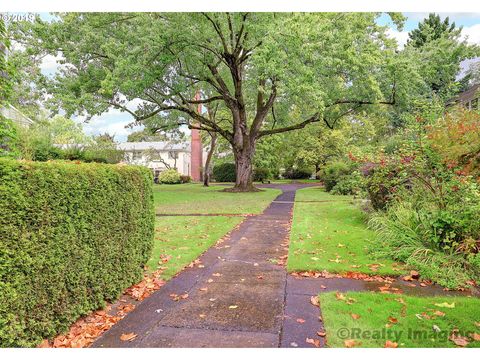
xmin=213 ymin=162 xmax=236 ymax=182
xmin=0 ymin=159 xmax=155 ymax=347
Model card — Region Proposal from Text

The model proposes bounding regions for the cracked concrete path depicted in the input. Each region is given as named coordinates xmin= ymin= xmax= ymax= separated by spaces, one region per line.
xmin=93 ymin=184 xmax=313 ymax=348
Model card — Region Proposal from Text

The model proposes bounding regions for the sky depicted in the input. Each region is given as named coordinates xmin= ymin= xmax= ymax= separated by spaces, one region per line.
xmin=27 ymin=12 xmax=480 ymax=142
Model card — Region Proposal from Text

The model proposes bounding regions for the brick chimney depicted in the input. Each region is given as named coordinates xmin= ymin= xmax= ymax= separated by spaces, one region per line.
xmin=190 ymin=92 xmax=203 ymax=181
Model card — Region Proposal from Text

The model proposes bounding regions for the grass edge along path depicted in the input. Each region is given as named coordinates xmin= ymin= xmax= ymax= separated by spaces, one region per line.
xmin=319 ymin=291 xmax=480 ymax=348
xmin=288 ymin=186 xmax=404 ymax=276
xmin=147 ymin=215 xmax=244 ymax=279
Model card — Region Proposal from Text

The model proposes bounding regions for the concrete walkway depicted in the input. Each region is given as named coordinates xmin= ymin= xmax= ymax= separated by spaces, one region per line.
xmin=93 ymin=183 xmax=476 ymax=348
xmin=93 ymin=184 xmax=310 ymax=348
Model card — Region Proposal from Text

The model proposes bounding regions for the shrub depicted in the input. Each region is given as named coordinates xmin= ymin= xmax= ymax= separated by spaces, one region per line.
xmin=283 ymin=167 xmax=312 ymax=179
xmin=0 ymin=159 xmax=154 ymax=346
xmin=253 ymin=167 xmax=270 ymax=182
xmin=180 ymin=175 xmax=192 ymax=184
xmin=213 ymin=162 xmax=236 ymax=182
xmin=330 ymin=171 xmax=363 ymax=196
xmin=158 ymin=168 xmax=182 ymax=184
xmin=0 ymin=116 xmax=19 ymax=158
xmin=369 ymin=200 xmax=480 ymax=289
xmin=362 ymin=162 xmax=404 ymax=210
xmin=319 ymin=161 xmax=353 ymax=192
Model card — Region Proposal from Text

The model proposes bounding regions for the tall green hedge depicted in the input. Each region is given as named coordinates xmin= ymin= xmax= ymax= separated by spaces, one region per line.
xmin=0 ymin=159 xmax=155 ymax=347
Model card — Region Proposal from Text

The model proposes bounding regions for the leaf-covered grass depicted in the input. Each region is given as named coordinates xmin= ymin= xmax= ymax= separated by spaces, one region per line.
xmin=288 ymin=187 xmax=403 ymax=275
xmin=319 ymin=291 xmax=480 ymax=348
xmin=147 ymin=216 xmax=243 ymax=279
xmin=154 ymin=183 xmax=281 ymax=214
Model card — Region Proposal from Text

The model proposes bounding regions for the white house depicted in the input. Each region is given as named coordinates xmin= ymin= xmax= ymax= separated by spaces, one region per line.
xmin=117 ymin=141 xmax=207 ymax=178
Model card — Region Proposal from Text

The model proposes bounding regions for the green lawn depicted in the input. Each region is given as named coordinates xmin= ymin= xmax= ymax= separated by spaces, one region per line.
xmin=154 ymin=183 xmax=281 ymax=214
xmin=319 ymin=292 xmax=480 ymax=348
xmin=288 ymin=187 xmax=403 ymax=275
xmin=147 ymin=216 xmax=243 ymax=279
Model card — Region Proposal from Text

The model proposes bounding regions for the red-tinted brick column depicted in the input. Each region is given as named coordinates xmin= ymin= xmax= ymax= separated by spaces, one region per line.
xmin=190 ymin=93 xmax=203 ymax=181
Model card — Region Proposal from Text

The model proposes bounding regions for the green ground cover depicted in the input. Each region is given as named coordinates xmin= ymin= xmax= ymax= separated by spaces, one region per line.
xmin=154 ymin=183 xmax=280 ymax=214
xmin=319 ymin=291 xmax=480 ymax=348
xmin=147 ymin=216 xmax=243 ymax=279
xmin=288 ymin=187 xmax=403 ymax=275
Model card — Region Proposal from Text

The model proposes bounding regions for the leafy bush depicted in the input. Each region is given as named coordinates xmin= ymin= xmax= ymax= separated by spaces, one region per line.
xmin=158 ymin=169 xmax=182 ymax=184
xmin=283 ymin=167 xmax=312 ymax=179
xmin=369 ymin=200 xmax=480 ymax=289
xmin=213 ymin=162 xmax=236 ymax=182
xmin=319 ymin=161 xmax=354 ymax=192
xmin=0 ymin=116 xmax=19 ymax=158
xmin=362 ymin=162 xmax=404 ymax=210
xmin=180 ymin=175 xmax=192 ymax=183
xmin=330 ymin=171 xmax=363 ymax=196
xmin=253 ymin=167 xmax=270 ymax=182
xmin=0 ymin=159 xmax=154 ymax=346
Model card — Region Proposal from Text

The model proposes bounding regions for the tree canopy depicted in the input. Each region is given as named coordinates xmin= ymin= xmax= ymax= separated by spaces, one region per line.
xmin=12 ymin=12 xmax=474 ymax=189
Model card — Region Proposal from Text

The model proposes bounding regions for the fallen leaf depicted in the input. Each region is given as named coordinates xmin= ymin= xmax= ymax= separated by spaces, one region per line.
xmin=37 ymin=339 xmax=50 ymax=348
xmin=450 ymin=333 xmax=469 ymax=347
xmin=212 ymin=273 xmax=222 ymax=277
xmin=410 ymin=270 xmax=420 ymax=279
xmin=207 ymin=279 xmax=214 ymax=283
xmin=433 ymin=325 xmax=441 ymax=333
xmin=120 ymin=333 xmax=137 ymax=342
xmin=470 ymin=333 xmax=480 ymax=341
xmin=290 ymin=342 xmax=298 ymax=347
xmin=199 ymin=314 xmax=206 ymax=319
xmin=476 ymin=322 xmax=480 ymax=327
xmin=317 ymin=331 xmax=326 ymax=337
xmin=296 ymin=318 xmax=306 ymax=324
xmin=420 ymin=283 xmax=427 ymax=287
xmin=344 ymin=339 xmax=357 ymax=348
xmin=310 ymin=296 xmax=319 ymax=307
xmin=320 ymin=285 xmax=327 ymax=289
xmin=199 ymin=287 xmax=208 ymax=292
xmin=351 ymin=313 xmax=361 ymax=320
xmin=384 ymin=340 xmax=398 ymax=348
xmin=180 ymin=293 xmax=189 ymax=299
xmin=228 ymin=305 xmax=238 ymax=309
xmin=433 ymin=310 xmax=445 ymax=317
xmin=435 ymin=302 xmax=455 ymax=308
xmin=306 ymin=338 xmax=320 ymax=347
xmin=388 ymin=317 xmax=398 ymax=324
xmin=335 ymin=292 xmax=346 ymax=301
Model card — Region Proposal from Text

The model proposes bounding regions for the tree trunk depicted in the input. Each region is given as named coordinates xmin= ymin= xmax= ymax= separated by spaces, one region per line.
xmin=203 ymin=132 xmax=217 ymax=187
xmin=230 ymin=145 xmax=258 ymax=192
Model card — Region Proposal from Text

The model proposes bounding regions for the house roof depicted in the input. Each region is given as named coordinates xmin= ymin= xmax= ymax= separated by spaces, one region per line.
xmin=117 ymin=141 xmax=191 ymax=152
xmin=456 ymin=83 xmax=480 ymax=104
xmin=0 ymin=104 xmax=34 ymax=126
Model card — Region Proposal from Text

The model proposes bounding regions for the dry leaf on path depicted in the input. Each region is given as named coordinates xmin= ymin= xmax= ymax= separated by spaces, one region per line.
xmin=120 ymin=333 xmax=137 ymax=342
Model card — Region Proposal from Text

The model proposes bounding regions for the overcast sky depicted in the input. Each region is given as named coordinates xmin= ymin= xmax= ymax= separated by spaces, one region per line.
xmin=32 ymin=12 xmax=480 ymax=142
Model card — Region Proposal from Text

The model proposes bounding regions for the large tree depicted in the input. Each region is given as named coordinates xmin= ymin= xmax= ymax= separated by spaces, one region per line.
xmin=407 ymin=13 xmax=460 ymax=48
xmin=406 ymin=13 xmax=478 ymax=98
xmin=14 ymin=13 xmax=416 ymax=191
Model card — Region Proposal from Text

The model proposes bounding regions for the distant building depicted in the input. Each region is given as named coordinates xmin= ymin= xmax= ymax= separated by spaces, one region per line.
xmin=454 ymin=84 xmax=480 ymax=111
xmin=117 ymin=141 xmax=207 ymax=179
xmin=0 ymin=104 xmax=34 ymax=127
